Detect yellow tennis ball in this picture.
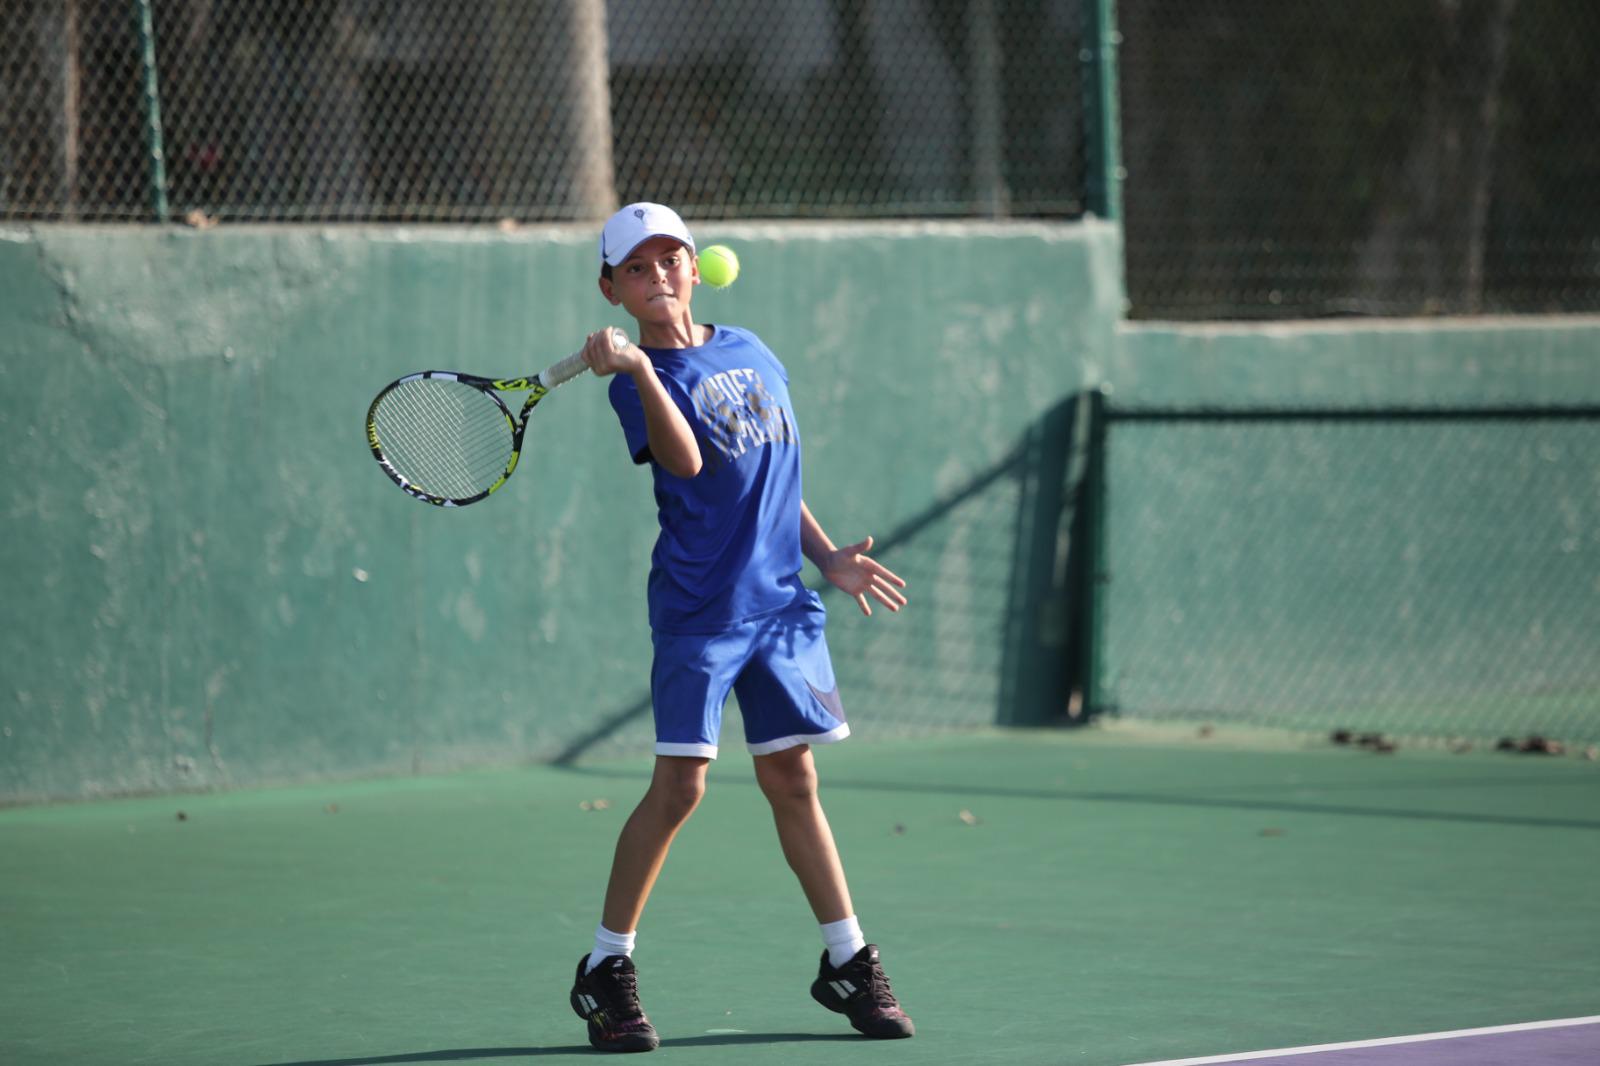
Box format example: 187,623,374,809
698,245,740,289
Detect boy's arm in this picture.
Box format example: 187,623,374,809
582,330,702,479
800,500,908,617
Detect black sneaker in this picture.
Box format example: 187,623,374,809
810,944,915,1039
570,954,660,1053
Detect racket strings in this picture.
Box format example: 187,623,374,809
371,379,515,500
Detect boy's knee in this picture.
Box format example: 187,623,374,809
648,761,707,822
756,750,818,803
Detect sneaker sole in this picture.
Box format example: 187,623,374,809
572,993,660,1052
810,983,914,1039
586,1027,660,1053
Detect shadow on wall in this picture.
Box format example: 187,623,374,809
552,394,1099,765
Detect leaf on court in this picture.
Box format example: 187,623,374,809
1356,732,1397,753
958,809,981,826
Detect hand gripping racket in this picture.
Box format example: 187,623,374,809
366,327,627,507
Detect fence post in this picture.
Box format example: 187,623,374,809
1076,386,1111,718
567,0,616,218
969,0,1009,218
1082,0,1122,222
131,0,169,222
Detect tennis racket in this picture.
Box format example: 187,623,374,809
366,327,627,507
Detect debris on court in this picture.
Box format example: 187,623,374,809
1498,735,1567,755
1331,729,1397,753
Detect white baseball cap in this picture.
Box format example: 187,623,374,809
599,202,696,269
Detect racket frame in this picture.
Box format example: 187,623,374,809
366,329,621,507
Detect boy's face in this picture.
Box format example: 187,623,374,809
600,236,700,323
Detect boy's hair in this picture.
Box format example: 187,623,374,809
601,263,613,281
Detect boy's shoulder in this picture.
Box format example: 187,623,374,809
607,325,783,407
638,324,776,368
712,324,784,374
689,322,765,356
714,322,759,345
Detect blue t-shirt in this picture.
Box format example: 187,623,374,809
608,325,810,634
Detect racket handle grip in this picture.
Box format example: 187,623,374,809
540,327,629,388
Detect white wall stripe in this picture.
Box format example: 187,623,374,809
1117,1015,1600,1066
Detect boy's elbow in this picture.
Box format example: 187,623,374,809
662,444,702,479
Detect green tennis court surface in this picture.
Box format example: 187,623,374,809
4,727,1597,1066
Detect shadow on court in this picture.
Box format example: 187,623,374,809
247,1050,587,1066
248,1032,858,1066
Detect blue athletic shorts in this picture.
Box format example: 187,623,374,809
650,593,848,759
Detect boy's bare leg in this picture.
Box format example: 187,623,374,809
753,745,853,923
574,757,704,1053
758,745,915,1039
600,755,710,932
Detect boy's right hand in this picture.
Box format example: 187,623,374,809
581,328,645,378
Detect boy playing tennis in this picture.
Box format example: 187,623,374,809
569,203,914,1052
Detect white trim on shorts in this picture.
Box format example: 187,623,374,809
746,722,851,757
655,741,720,759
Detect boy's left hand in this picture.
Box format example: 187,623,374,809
821,536,908,617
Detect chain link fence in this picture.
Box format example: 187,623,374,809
2,0,1088,223
1088,406,1600,747
1119,0,1600,319
7,3,1598,318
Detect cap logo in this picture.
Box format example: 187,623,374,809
634,208,646,220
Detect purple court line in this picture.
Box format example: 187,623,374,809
1120,1015,1600,1066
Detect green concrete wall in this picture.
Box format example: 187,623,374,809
0,221,1121,802
8,219,1595,802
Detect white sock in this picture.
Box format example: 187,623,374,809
586,924,636,974
820,915,866,969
